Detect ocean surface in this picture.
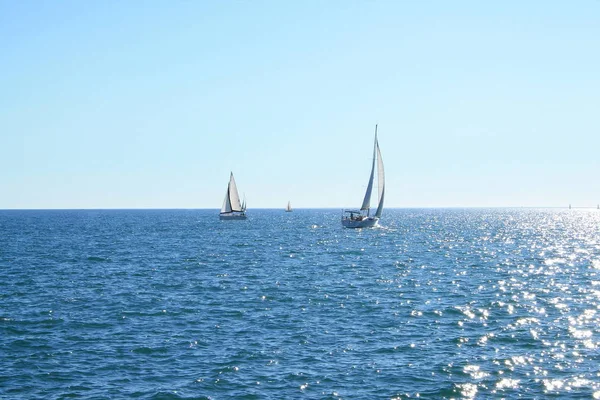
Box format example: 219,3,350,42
1,208,600,399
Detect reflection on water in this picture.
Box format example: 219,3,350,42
0,208,599,398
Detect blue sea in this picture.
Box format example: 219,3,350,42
1,208,600,399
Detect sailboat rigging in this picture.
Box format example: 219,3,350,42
219,172,247,220
342,124,385,228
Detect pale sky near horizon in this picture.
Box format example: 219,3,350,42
1,1,599,209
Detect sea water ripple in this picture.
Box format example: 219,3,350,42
1,208,600,398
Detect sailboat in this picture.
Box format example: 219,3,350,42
219,172,247,220
342,124,385,228
285,201,293,212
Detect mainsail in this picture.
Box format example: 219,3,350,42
221,172,243,213
360,125,382,215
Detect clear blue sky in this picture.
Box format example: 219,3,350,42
2,1,599,209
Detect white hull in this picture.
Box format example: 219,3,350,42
219,212,247,220
341,216,379,228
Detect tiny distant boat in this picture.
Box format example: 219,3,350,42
285,201,293,212
220,172,247,220
342,125,385,228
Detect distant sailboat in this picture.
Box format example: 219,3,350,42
342,125,385,228
220,172,247,220
285,201,293,212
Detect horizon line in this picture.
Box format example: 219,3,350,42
2,206,598,211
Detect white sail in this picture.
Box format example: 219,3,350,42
286,201,292,212
360,125,378,211
342,124,385,228
374,139,385,218
221,172,243,212
219,172,247,220
221,191,232,213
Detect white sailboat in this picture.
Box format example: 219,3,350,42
219,172,247,220
342,125,385,228
285,201,292,212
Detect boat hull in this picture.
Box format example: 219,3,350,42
342,216,379,228
219,212,247,220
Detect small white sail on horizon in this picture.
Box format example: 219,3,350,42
285,201,293,212
220,172,247,220
342,125,385,228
